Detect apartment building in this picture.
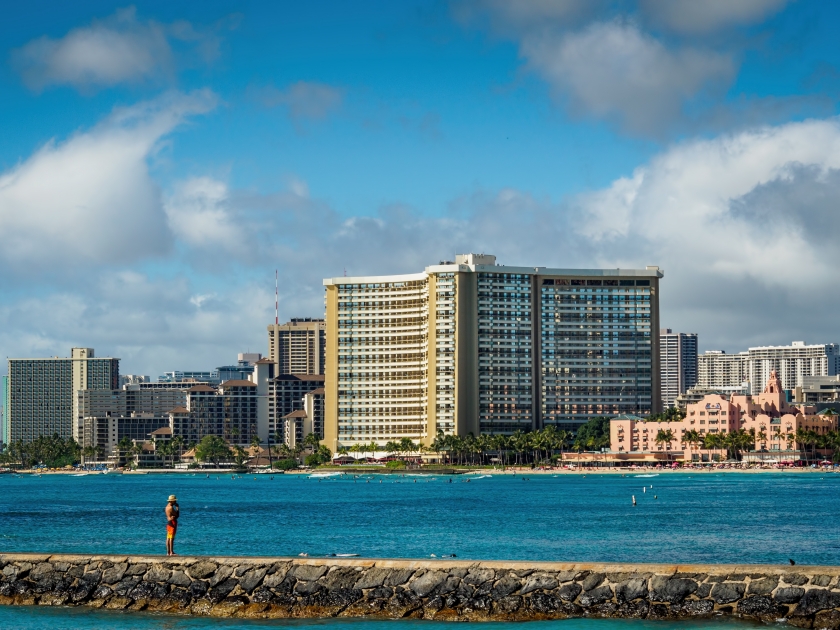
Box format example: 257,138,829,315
82,413,170,453
323,254,662,449
698,342,840,395
78,385,189,430
6,348,119,443
268,374,325,445
268,318,326,375
659,329,698,409
697,351,750,391
168,360,273,447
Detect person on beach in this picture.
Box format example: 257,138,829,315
165,494,180,556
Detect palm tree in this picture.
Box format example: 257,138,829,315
655,429,675,462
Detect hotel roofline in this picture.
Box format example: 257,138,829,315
324,264,663,286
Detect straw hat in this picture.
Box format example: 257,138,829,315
168,495,177,502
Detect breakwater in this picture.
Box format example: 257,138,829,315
2,554,840,627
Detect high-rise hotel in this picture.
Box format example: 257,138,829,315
323,254,662,449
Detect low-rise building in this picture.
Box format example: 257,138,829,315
610,371,838,461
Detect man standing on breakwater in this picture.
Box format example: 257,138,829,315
165,495,180,556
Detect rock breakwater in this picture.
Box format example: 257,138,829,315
3,554,840,627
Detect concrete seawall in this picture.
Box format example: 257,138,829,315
3,554,840,627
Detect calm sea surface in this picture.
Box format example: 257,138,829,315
0,471,835,628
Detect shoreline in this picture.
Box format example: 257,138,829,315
3,465,836,475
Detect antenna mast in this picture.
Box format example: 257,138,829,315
275,269,279,325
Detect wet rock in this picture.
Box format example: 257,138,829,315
615,578,648,603
294,580,322,596
92,585,112,600
251,588,276,604
81,570,101,584
794,588,840,615
239,568,267,594
436,576,459,595
557,583,582,602
410,570,448,598
747,576,778,595
650,576,697,604
207,578,239,604
162,588,192,610
614,600,650,619
774,586,805,604
128,581,155,601
112,577,141,596
580,573,605,591
490,576,521,600
208,566,233,587
289,565,328,582
676,599,714,616
737,595,781,617
307,587,363,614
710,582,745,604
814,609,840,630
187,561,218,580
456,582,475,598
497,595,522,613
105,596,133,610
188,580,208,598
520,573,558,595
70,581,95,603
528,592,574,615
385,589,423,618
368,586,393,600
579,585,613,606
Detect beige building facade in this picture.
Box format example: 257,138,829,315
268,318,326,375
324,254,662,450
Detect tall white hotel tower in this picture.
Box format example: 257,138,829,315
323,254,662,449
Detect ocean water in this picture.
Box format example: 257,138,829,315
0,605,765,629
1,471,839,564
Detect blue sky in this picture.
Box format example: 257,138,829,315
2,0,840,376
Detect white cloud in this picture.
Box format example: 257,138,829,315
522,21,734,134
258,81,344,121
164,177,248,254
573,117,840,347
640,0,791,34
10,6,224,91
0,90,216,278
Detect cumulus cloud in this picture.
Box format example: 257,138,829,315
164,177,249,255
0,90,216,279
10,6,223,91
454,1,795,136
574,117,840,347
523,21,734,134
257,81,344,121
640,0,791,34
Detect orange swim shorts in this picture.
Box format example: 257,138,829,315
167,520,177,539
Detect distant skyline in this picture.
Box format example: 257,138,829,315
3,0,840,376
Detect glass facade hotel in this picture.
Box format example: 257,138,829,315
323,254,662,449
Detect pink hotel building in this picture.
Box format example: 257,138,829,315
610,371,837,459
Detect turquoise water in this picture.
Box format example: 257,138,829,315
1,472,839,564
0,605,764,629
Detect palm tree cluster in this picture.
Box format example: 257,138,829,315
428,426,577,466
0,435,81,468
